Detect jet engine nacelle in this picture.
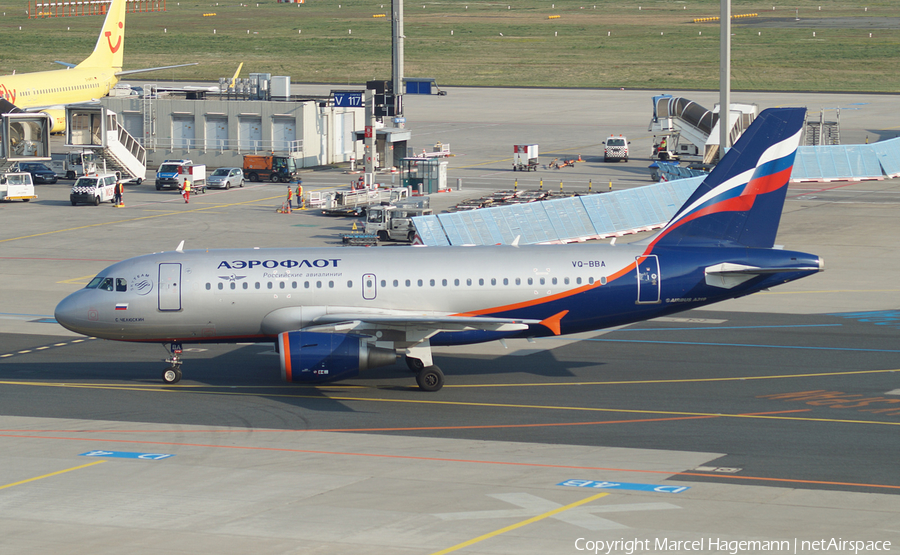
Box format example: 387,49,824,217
277,331,397,384
38,108,66,134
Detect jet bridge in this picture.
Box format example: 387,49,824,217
0,113,52,173
65,104,147,184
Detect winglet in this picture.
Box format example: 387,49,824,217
539,310,569,336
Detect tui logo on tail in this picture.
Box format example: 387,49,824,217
106,21,123,54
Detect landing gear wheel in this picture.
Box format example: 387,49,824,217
162,367,182,384
415,365,444,392
406,356,425,372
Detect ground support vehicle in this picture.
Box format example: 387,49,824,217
319,187,410,217
49,150,98,180
243,155,298,183
366,205,434,242
155,160,206,193
0,173,37,202
69,174,117,206
512,144,539,171
603,135,630,162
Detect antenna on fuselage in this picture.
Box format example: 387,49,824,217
176,240,185,253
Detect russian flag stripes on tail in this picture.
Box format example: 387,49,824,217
647,108,806,251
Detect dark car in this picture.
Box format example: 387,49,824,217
17,163,58,184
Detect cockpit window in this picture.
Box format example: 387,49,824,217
98,278,114,291
86,276,105,289
116,278,127,292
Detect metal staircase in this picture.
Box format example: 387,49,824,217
96,112,147,183
66,106,147,183
805,108,841,146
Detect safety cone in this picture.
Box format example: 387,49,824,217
577,154,583,162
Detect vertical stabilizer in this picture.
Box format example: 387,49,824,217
76,0,128,71
647,107,806,250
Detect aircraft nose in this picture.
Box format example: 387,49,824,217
54,291,87,334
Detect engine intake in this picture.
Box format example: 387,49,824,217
277,331,397,384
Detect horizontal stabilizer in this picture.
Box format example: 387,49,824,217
705,262,822,289
53,61,77,68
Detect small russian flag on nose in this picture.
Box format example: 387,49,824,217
115,303,128,311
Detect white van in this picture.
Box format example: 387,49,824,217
70,174,118,206
602,135,630,162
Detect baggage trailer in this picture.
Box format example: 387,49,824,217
513,145,538,172
512,144,539,171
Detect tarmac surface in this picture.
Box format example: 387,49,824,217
1,87,899,554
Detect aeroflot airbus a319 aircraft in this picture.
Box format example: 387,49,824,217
55,108,822,391
0,0,193,132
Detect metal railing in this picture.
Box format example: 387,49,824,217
146,137,303,156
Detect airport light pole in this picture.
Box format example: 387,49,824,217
392,0,404,117
719,0,731,159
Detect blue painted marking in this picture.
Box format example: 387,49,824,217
828,311,900,330
80,450,175,460
614,324,841,332
583,338,900,354
558,479,689,494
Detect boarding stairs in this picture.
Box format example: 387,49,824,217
805,108,841,146
649,94,758,164
67,107,147,183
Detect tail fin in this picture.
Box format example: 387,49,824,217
647,107,806,250
76,0,128,71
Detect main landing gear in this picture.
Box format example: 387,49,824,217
162,342,183,384
406,356,444,392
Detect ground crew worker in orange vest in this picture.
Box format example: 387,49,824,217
114,180,124,206
296,180,303,209
182,179,191,203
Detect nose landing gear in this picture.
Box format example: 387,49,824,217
162,343,184,384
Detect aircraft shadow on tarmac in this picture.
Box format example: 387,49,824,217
0,337,596,397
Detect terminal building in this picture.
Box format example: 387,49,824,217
99,78,390,170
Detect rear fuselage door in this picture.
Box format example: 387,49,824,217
158,263,182,311
636,255,661,304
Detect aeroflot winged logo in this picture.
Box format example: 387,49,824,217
131,273,153,296
106,21,123,54
217,258,341,270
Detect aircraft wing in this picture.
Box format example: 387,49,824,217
260,306,538,336
115,63,198,77
310,313,538,333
